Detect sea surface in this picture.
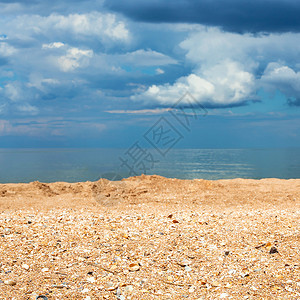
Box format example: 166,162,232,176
0,148,299,183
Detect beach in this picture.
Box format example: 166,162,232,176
0,175,299,299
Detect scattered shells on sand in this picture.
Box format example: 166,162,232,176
4,280,16,286
0,176,299,299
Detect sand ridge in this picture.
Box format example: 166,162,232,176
0,175,299,210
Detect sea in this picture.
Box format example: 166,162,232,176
0,148,299,183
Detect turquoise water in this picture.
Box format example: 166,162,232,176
0,148,299,183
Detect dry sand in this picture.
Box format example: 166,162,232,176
0,175,299,299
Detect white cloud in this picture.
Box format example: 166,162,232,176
132,74,213,104
0,42,17,56
106,108,171,114
58,47,93,72
132,27,300,107
156,68,164,74
118,49,177,66
1,82,40,115
261,62,300,100
132,61,255,106
4,83,21,101
0,103,6,114
0,120,10,135
27,74,60,91
180,27,300,71
9,12,130,43
17,103,39,114
42,42,65,49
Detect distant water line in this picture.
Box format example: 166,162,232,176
0,148,299,183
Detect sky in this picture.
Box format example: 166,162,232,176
0,0,299,148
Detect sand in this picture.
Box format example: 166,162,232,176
0,175,299,299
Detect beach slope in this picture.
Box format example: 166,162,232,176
0,175,299,299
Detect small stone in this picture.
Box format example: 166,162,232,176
172,219,179,223
185,266,192,272
224,251,230,256
212,281,221,287
87,276,96,283
36,296,48,300
125,285,133,292
22,264,30,270
269,246,279,254
129,263,140,271
4,280,17,286
178,259,190,267
41,267,49,272
220,293,229,298
106,282,118,291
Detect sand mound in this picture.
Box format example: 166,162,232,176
0,175,299,210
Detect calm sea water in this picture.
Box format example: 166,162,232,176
0,148,299,183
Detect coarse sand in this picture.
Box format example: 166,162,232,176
0,175,299,299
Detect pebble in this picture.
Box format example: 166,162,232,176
212,281,221,287
269,246,279,254
220,292,229,298
41,267,49,272
185,266,192,272
125,285,134,292
22,264,30,270
178,259,190,267
87,276,96,283
4,280,17,286
106,282,118,291
129,263,140,271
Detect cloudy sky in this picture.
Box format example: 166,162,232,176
0,0,299,148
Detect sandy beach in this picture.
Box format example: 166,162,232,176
0,175,299,299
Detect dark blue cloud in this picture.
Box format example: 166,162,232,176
105,0,300,33
287,98,300,106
